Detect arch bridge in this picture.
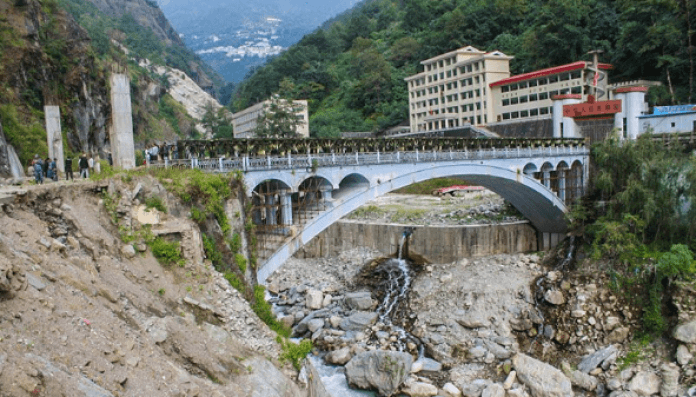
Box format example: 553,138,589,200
156,137,590,283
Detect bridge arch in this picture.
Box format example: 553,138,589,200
257,163,569,282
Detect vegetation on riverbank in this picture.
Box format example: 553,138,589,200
571,134,696,336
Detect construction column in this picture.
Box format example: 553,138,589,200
44,106,65,173
109,74,136,169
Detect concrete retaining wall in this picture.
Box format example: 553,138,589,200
296,220,538,263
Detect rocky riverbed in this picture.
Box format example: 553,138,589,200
345,192,524,226
269,241,696,397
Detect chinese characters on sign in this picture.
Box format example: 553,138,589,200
563,100,622,118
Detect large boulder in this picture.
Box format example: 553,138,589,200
345,291,374,310
577,345,617,374
674,320,696,344
306,289,324,310
512,353,573,397
627,371,661,396
340,312,378,332
345,351,413,396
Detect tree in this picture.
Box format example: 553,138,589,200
202,103,234,139
253,96,305,138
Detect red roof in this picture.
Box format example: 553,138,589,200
490,61,613,88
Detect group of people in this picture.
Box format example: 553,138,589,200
31,153,100,184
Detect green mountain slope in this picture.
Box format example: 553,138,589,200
0,0,218,172
232,0,695,137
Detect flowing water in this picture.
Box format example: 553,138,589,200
312,230,423,396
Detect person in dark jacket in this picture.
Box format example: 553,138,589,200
79,153,89,179
65,157,73,181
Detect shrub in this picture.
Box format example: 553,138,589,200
145,196,167,213
252,285,290,337
278,337,313,370
149,237,183,266
224,271,246,294
235,253,247,274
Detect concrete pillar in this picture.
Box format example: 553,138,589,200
552,95,582,138
252,195,263,225
542,171,551,189
109,74,136,169
44,106,65,173
265,194,277,226
613,87,648,139
558,168,566,203
279,190,293,226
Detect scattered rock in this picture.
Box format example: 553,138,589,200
306,289,324,310
121,244,136,259
578,345,617,374
345,291,374,311
339,312,378,332
660,363,679,397
674,320,696,344
544,290,565,305
402,379,438,397
677,345,692,365
345,351,413,396
326,347,352,365
512,353,573,397
628,371,661,396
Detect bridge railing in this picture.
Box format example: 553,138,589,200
148,144,588,172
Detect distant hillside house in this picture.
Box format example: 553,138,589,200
232,99,309,138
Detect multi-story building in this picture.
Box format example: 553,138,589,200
404,46,513,133
232,98,309,138
489,61,613,124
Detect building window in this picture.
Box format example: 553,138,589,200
571,86,582,94
520,110,529,118
510,97,519,105
529,93,538,101
519,81,528,89
671,122,676,128
503,113,511,120
510,84,518,91
475,76,480,84
511,111,519,119
538,78,548,86
530,108,539,116
540,107,549,115
502,99,510,106
519,95,528,103
549,75,559,83
447,70,452,78
453,82,458,88
529,80,538,87
560,73,570,81
539,92,549,100
550,90,559,97
570,71,581,79
560,88,570,95
467,65,472,73
502,85,510,93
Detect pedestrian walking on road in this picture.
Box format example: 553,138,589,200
79,153,89,179
32,154,44,184
65,157,74,181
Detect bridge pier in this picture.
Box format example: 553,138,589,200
265,195,278,226
280,190,293,226
539,231,564,251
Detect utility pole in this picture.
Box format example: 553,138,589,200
587,50,604,100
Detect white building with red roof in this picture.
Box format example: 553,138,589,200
489,61,613,124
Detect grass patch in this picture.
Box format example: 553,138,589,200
394,177,472,195
235,253,247,274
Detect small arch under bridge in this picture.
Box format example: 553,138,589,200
156,138,590,283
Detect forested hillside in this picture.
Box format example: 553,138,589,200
232,0,696,137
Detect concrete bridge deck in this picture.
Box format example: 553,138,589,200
151,137,590,283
